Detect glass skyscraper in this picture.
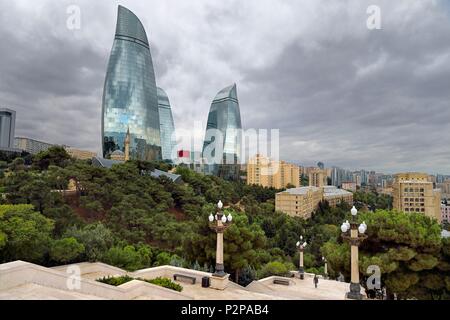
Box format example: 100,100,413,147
202,84,242,180
0,108,16,149
102,5,161,160
157,87,177,162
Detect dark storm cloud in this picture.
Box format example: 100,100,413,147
0,0,449,173
0,1,108,150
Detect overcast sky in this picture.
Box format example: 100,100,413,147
0,0,449,174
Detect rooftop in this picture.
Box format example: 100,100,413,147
92,156,123,169
0,107,16,114
150,169,182,183
115,5,149,46
278,186,353,199
91,158,182,183
213,84,237,102
111,150,124,156
281,186,321,195
323,186,353,197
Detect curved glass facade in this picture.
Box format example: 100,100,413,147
0,108,16,149
102,5,161,160
157,87,177,162
202,84,242,180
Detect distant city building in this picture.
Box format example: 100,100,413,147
368,171,378,187
65,147,97,160
393,173,442,222
342,181,357,192
0,108,16,149
309,168,327,188
247,154,300,189
360,170,368,185
437,180,450,199
110,150,125,161
427,175,437,184
379,187,394,197
322,186,354,207
186,151,207,174
275,185,353,218
157,87,176,162
202,84,242,181
353,173,362,187
102,5,161,161
436,174,447,184
325,168,332,180
14,137,54,155
331,167,353,187
441,201,450,224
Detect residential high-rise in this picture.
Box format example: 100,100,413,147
157,87,176,162
393,172,442,222
202,84,242,180
309,168,327,188
0,108,16,149
342,181,357,192
247,154,300,189
64,147,97,160
102,5,161,161
331,167,352,187
437,179,450,199
441,201,450,224
14,137,54,154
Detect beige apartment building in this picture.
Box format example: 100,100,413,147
437,180,450,199
341,182,357,192
309,168,327,188
247,155,300,189
65,147,97,160
323,186,354,207
275,187,323,218
393,173,442,222
275,186,353,218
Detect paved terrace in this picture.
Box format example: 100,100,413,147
0,261,361,300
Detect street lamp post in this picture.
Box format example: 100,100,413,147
296,236,307,280
322,256,328,279
208,200,233,278
341,206,368,300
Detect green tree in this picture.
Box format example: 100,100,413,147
33,146,71,170
49,237,85,263
0,204,54,263
322,209,448,299
154,251,172,266
183,211,267,284
102,244,152,271
63,223,115,262
257,261,295,279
